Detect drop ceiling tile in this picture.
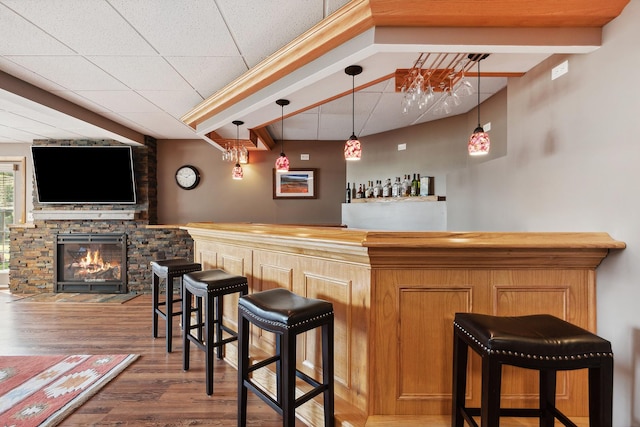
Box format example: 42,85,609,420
0,57,68,91
109,0,238,56
74,90,162,114
317,113,352,141
364,92,432,135
137,90,204,118
2,0,155,55
5,56,129,90
271,112,319,141
87,56,192,91
0,4,75,55
51,90,115,113
166,56,248,98
217,0,325,67
101,111,154,135
115,111,199,139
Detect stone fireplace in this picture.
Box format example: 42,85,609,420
9,138,194,295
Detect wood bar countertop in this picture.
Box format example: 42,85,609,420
182,222,625,427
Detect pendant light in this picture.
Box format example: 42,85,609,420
468,54,490,156
274,99,290,172
344,65,363,161
232,120,244,180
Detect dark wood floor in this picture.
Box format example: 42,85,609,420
0,290,306,427
0,289,590,427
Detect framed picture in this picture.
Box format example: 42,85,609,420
273,168,317,199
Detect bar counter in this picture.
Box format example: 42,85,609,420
181,222,625,426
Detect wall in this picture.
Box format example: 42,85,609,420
446,1,639,424
345,87,508,198
157,138,345,225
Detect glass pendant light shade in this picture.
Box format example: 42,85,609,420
344,65,363,160
468,126,490,155
468,54,490,156
232,120,244,179
344,134,361,160
232,163,244,179
275,153,290,171
274,99,290,172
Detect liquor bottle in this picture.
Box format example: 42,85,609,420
356,184,363,199
351,182,356,200
373,180,382,198
410,173,418,196
366,181,374,198
382,178,391,197
416,174,421,196
392,177,400,197
346,182,351,203
402,175,410,197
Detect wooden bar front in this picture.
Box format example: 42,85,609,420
182,223,625,426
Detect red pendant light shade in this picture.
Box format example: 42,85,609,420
275,99,290,172
468,54,490,156
344,65,363,161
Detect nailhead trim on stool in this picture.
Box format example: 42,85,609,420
151,258,201,353
452,313,614,427
182,269,248,396
237,288,335,427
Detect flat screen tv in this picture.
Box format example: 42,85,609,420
31,145,137,204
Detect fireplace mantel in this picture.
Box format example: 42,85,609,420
32,209,136,220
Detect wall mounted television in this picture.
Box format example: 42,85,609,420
31,145,137,204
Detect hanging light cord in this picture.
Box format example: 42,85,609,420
351,73,356,137
477,58,481,126
281,104,285,153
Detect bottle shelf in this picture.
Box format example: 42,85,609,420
349,195,444,204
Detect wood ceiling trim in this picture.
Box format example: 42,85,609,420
249,127,274,151
368,0,630,27
181,0,374,129
181,0,628,133
205,131,258,150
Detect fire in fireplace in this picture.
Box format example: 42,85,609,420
55,233,127,293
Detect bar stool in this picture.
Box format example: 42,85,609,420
237,288,334,427
151,258,201,352
182,269,248,396
452,313,613,427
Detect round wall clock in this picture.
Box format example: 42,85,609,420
175,165,200,190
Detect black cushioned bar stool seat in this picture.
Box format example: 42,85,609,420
182,269,248,395
151,258,201,352
238,288,334,427
452,313,613,427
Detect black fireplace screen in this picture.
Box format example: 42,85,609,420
55,233,127,293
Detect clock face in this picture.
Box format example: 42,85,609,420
175,165,200,190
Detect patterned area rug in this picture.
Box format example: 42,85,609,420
0,354,139,426
14,293,140,303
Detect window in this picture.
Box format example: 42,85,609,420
0,157,26,273
0,164,14,270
